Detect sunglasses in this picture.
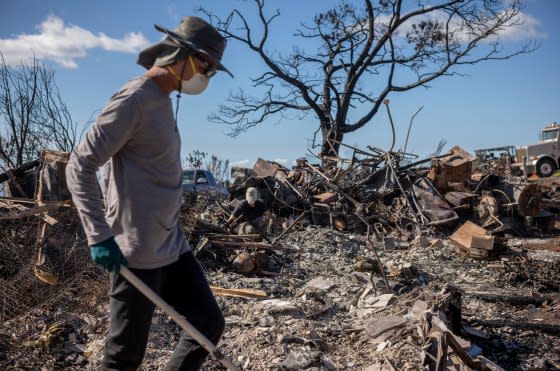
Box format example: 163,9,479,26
194,55,218,78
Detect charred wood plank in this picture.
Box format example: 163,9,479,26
0,160,40,183
479,320,560,335
465,291,554,306
0,201,70,221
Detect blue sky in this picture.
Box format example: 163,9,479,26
1,0,559,169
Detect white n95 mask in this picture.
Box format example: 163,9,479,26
180,73,209,95
167,55,210,95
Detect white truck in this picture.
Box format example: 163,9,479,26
514,122,560,177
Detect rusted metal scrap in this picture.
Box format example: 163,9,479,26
517,182,560,217
427,146,476,193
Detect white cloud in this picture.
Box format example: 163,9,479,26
273,158,289,166
0,15,150,68
497,12,546,40
231,159,253,168
372,9,544,46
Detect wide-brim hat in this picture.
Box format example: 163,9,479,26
137,16,233,77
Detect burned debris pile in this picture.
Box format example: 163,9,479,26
1,144,560,370
197,144,559,251
0,151,101,323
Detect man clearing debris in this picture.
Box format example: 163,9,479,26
288,156,310,186
66,16,232,370
227,187,274,235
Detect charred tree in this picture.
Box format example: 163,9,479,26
0,54,79,171
202,0,537,163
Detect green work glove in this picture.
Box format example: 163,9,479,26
90,237,128,273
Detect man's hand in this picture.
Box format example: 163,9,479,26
90,237,128,272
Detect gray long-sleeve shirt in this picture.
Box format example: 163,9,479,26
66,77,189,269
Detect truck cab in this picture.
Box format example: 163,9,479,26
515,122,559,177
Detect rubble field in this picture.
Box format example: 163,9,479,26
1,147,560,370
1,227,560,370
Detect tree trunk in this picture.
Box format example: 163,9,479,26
320,124,343,168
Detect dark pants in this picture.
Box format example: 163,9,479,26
102,251,225,371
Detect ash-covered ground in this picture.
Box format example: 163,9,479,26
1,227,559,370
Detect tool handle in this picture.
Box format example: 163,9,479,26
119,266,240,371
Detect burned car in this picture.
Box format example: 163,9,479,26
182,169,228,199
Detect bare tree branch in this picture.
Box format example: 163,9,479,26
0,53,80,169
200,0,537,162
